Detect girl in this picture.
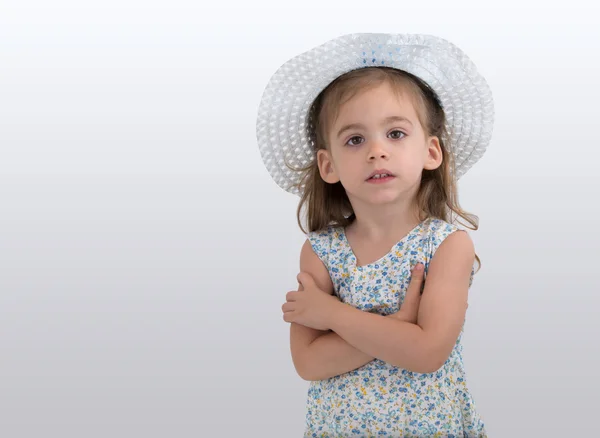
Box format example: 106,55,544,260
256,33,494,437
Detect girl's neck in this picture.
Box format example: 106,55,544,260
346,203,424,242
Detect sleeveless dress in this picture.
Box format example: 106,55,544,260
304,217,486,437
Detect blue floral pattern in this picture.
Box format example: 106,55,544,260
304,217,486,437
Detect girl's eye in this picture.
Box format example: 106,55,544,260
346,136,363,146
389,130,406,140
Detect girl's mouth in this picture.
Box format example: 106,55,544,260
367,175,395,184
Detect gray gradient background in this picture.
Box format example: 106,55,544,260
2,1,599,437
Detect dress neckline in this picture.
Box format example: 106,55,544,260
339,218,429,269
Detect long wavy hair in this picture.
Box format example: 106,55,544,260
285,67,481,272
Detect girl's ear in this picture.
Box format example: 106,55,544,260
423,136,443,171
317,149,340,184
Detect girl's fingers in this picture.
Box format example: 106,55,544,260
282,302,294,313
286,291,298,302
405,263,425,304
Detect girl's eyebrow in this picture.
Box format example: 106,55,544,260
336,115,413,139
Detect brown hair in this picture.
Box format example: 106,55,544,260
285,67,481,272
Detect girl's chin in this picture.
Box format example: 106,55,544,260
352,192,403,205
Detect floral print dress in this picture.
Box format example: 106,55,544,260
304,217,486,437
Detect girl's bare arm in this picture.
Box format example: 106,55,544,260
289,239,375,381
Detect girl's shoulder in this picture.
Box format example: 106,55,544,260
422,217,476,285
425,217,468,241
420,217,473,255
305,225,343,270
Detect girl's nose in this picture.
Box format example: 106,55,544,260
368,141,389,160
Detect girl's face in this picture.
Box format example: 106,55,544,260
317,81,442,206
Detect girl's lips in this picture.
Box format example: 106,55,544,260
367,175,395,184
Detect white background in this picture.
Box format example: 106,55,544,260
1,1,599,436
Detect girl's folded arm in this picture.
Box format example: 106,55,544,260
290,239,375,381
416,230,473,370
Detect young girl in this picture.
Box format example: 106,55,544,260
256,33,494,437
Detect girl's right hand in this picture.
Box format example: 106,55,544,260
388,263,425,324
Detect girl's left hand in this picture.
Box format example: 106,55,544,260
282,272,342,331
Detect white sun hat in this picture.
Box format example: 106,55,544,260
256,33,495,196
